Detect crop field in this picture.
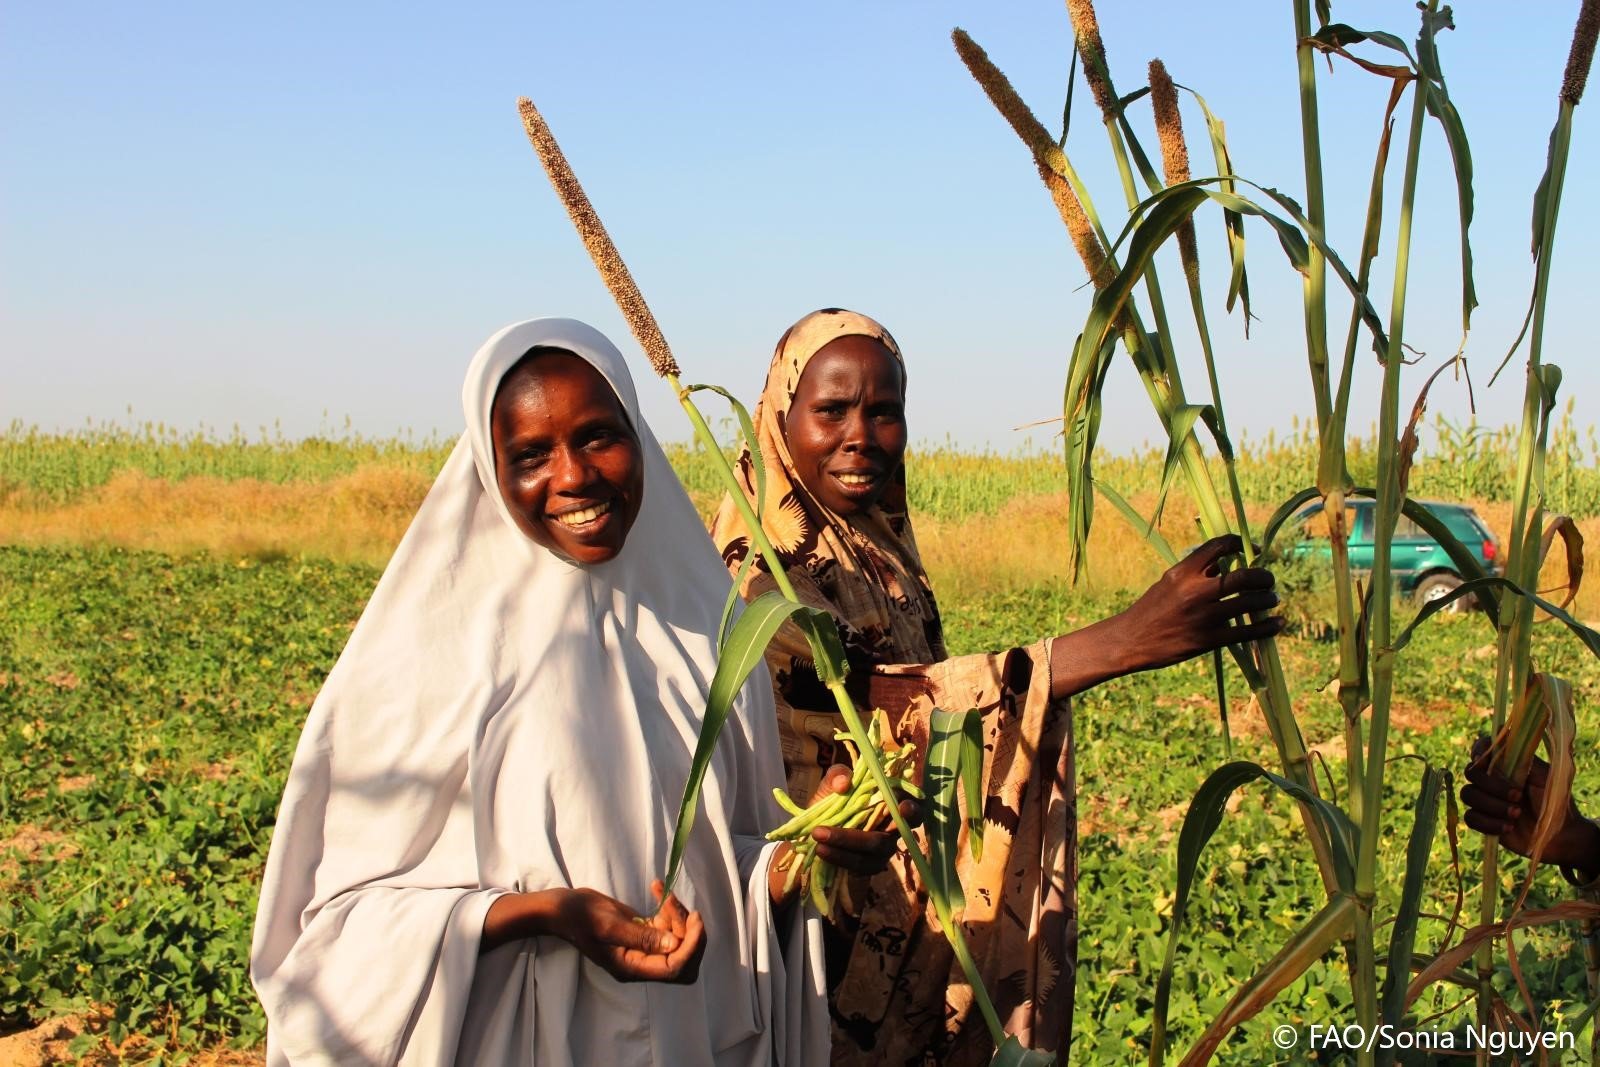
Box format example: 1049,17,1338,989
4,428,1600,1063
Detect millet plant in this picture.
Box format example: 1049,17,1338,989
953,0,1600,1063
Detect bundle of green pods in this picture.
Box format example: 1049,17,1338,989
766,712,923,917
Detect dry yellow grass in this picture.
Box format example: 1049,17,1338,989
919,489,1276,603
1468,500,1600,623
6,474,1598,621
0,467,432,567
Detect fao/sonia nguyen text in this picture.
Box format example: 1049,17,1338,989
1305,1024,1574,1056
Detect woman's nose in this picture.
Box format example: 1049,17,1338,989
549,446,596,491
840,409,873,451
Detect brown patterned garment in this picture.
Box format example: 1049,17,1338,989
708,309,1077,1064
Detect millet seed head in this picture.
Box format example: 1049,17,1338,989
1064,0,1118,121
951,29,1112,290
952,30,1056,153
1562,0,1599,106
1149,59,1199,284
517,97,681,379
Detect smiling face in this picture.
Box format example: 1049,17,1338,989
785,335,907,517
490,349,644,564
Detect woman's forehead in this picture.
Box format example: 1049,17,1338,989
795,338,904,394
493,350,629,427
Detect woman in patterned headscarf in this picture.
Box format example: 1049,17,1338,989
710,308,1284,1064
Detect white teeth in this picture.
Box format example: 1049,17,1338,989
555,502,611,527
837,473,874,486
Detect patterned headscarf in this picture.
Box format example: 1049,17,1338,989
710,308,946,670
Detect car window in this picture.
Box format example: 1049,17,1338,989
1394,514,1428,539
1298,505,1362,541
1438,509,1490,543
1350,504,1370,541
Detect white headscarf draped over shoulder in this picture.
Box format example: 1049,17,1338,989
251,319,826,1067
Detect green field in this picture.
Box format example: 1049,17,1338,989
4,542,1598,1062
5,424,1600,1062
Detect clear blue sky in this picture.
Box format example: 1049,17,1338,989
3,2,1595,455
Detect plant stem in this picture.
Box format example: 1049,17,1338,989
1479,96,1575,1034
1325,97,1400,835
1354,52,1431,1065
1294,0,1333,434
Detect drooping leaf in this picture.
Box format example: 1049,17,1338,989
1152,404,1218,527
1063,331,1115,582
1405,901,1600,1007
663,592,836,895
1305,14,1477,332
1258,486,1502,624
1093,479,1180,565
1391,576,1600,659
1257,486,1323,556
1420,80,1476,334
1178,896,1359,1066
1150,761,1357,1063
1084,177,1389,373
1182,85,1252,329
1399,358,1473,501
682,383,766,519
794,610,850,688
1538,514,1585,612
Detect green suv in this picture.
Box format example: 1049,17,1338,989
1286,498,1502,608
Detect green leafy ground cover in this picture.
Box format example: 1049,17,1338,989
3,546,1597,1061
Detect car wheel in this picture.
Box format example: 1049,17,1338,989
1415,572,1467,612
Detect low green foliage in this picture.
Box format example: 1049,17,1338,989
5,546,1595,1060
0,547,370,1051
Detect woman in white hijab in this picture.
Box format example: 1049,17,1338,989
251,318,871,1066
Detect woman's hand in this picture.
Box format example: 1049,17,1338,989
1049,534,1285,699
768,764,922,906
1462,737,1600,881
553,883,705,983
482,882,706,983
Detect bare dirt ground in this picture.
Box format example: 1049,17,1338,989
0,1015,264,1067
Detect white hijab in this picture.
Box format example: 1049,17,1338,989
251,318,827,1067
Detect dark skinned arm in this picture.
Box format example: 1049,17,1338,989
1048,534,1286,701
